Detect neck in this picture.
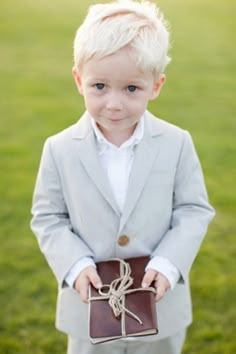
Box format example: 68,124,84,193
97,124,137,147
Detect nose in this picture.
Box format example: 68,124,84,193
105,92,123,111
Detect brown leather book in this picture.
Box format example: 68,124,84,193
88,256,158,344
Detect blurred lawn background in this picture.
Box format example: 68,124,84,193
0,0,235,353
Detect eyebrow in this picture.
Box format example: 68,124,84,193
84,77,106,84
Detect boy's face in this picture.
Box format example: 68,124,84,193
73,47,165,142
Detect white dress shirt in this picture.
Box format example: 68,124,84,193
65,116,180,290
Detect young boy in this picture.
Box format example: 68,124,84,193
31,1,215,353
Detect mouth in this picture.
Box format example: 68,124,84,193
107,117,124,122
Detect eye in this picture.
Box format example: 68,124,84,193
95,83,105,90
127,85,137,92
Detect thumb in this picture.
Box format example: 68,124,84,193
141,269,157,288
88,268,102,289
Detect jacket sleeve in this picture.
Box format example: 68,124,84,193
151,131,215,283
30,139,94,286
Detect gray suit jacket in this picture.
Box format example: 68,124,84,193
31,110,214,340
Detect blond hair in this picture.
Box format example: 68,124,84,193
73,0,171,79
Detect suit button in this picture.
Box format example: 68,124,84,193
118,235,130,246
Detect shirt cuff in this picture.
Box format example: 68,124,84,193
65,256,96,288
145,256,180,290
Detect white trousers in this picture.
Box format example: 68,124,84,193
67,329,186,354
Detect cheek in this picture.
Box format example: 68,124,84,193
84,94,101,111
128,96,149,113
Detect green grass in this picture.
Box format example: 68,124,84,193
0,0,235,352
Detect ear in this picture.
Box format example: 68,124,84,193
72,66,84,95
150,74,166,100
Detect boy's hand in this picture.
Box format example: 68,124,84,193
142,269,170,302
74,266,102,303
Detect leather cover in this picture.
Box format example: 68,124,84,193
88,256,158,344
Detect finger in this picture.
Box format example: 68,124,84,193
155,283,166,302
78,276,90,303
142,269,158,288
155,274,170,302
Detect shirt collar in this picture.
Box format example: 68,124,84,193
91,116,144,154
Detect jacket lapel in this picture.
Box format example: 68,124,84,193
72,112,121,216
119,112,163,233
